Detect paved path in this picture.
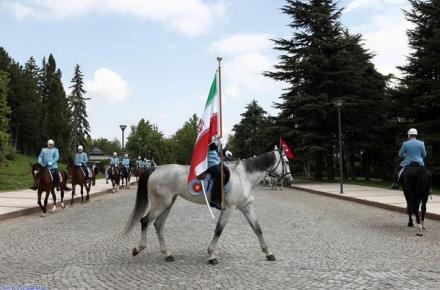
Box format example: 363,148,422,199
1,186,440,289
290,181,440,220
0,178,133,220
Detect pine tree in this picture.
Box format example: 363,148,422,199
398,0,440,183
68,64,90,152
232,100,270,158
40,54,71,160
265,0,386,179
0,71,11,163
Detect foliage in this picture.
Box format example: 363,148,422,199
0,71,10,163
89,138,121,155
169,114,199,165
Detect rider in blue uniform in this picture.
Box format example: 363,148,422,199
38,139,60,190
136,156,142,169
74,145,89,179
206,140,230,210
391,128,427,189
122,153,130,175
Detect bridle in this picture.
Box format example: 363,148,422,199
266,149,292,180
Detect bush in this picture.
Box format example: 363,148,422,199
5,152,15,161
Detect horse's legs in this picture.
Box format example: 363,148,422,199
413,199,423,236
207,208,233,264
42,190,50,217
154,196,177,261
80,184,84,203
50,188,57,213
71,184,76,206
421,195,428,230
239,203,275,261
86,181,90,201
60,182,65,209
37,189,45,214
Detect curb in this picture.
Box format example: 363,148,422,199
290,185,440,221
0,181,137,222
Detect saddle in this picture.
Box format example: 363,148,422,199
189,174,232,196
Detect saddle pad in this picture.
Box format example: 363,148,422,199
189,174,232,196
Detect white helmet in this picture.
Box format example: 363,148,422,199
47,139,54,146
125,153,128,157
78,145,83,151
225,150,232,157
138,156,141,159
113,152,117,156
408,128,418,135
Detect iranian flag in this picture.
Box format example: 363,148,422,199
187,74,220,183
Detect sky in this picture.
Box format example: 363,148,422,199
0,0,411,145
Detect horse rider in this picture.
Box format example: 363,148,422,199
205,140,230,210
37,139,61,190
122,153,131,175
144,157,150,169
136,156,142,169
110,152,120,171
74,145,89,179
391,128,427,189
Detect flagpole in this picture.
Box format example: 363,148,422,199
217,57,225,210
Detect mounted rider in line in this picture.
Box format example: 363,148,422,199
143,158,151,169
122,153,131,175
110,152,120,172
136,156,143,169
38,139,61,191
74,145,89,180
391,128,427,189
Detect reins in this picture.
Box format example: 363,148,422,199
266,149,291,179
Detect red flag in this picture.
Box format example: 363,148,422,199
280,138,295,159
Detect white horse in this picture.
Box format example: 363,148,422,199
124,147,293,264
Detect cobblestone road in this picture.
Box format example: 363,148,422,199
1,186,440,289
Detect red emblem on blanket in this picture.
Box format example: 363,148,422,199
192,182,202,193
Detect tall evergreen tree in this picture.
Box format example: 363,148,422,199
68,64,90,152
265,0,386,179
398,0,440,183
232,100,270,158
40,54,71,159
0,71,11,163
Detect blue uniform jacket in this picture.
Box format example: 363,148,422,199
399,139,427,167
110,157,120,166
122,158,130,168
74,152,88,165
207,149,220,168
38,147,59,169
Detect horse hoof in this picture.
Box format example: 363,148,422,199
165,255,175,262
208,258,218,265
51,205,57,213
61,202,65,209
132,248,139,256
266,254,276,261
408,222,414,227
416,232,423,236
41,213,46,217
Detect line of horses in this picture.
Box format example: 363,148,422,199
29,161,151,217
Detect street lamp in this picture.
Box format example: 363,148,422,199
333,98,344,194
71,96,80,153
120,125,127,151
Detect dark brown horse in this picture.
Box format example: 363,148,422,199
120,166,131,189
133,166,144,182
67,160,91,205
89,163,98,186
30,163,67,217
108,164,120,193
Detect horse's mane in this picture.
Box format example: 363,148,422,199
242,152,276,174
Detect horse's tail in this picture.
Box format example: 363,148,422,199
124,168,154,235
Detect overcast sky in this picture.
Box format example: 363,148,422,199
0,0,411,144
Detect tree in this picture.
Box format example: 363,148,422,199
397,0,440,184
125,119,169,164
265,0,386,180
90,138,121,155
0,71,11,163
68,64,90,152
40,54,72,160
170,114,199,164
232,100,271,158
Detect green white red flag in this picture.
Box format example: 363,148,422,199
188,74,220,183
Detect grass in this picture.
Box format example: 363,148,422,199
0,152,68,192
295,176,440,194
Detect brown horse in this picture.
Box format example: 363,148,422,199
30,163,67,217
133,166,144,182
67,160,91,205
108,164,120,193
120,166,131,189
89,163,98,186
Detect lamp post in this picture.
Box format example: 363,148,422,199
334,98,344,194
71,96,80,153
120,125,127,151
